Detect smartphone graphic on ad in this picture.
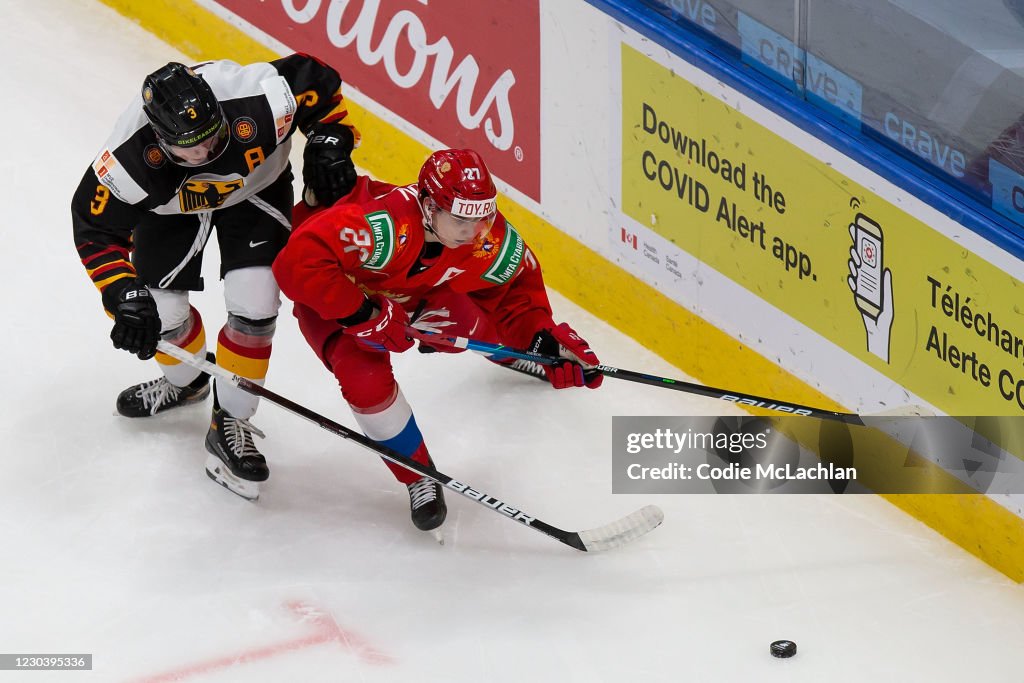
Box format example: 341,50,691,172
854,214,884,319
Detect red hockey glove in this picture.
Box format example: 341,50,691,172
528,322,603,389
341,294,414,353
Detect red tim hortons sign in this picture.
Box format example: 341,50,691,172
217,0,541,201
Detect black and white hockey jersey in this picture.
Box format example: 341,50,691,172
71,53,358,297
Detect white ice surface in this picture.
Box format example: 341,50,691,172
1,2,1022,681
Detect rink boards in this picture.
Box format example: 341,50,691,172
96,0,1024,581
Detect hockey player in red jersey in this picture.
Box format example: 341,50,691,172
72,55,361,500
273,149,602,532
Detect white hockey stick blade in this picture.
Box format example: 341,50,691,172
576,504,665,552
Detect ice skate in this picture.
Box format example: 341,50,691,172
204,387,269,501
116,353,214,417
407,470,447,532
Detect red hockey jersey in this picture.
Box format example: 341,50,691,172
273,176,556,347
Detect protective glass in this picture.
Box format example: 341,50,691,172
157,116,230,167
425,197,497,248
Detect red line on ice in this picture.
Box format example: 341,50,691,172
131,601,392,682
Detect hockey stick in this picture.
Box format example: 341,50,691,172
156,341,663,552
406,328,867,425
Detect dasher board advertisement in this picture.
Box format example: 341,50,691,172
615,42,1024,417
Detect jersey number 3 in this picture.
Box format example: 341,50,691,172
90,185,110,215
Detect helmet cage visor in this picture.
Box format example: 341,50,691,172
425,196,497,247
156,114,229,167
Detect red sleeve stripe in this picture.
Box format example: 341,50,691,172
77,242,130,262
82,250,130,270
94,271,135,292
87,259,133,279
317,92,350,124
318,109,350,125
89,264,135,285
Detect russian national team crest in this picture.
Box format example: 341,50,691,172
473,232,499,258
232,117,258,143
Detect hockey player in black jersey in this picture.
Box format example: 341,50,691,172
71,54,361,500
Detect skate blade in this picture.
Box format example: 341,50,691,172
430,528,445,545
204,453,261,502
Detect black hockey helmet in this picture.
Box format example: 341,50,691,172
141,62,228,166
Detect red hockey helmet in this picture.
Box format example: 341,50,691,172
418,149,498,247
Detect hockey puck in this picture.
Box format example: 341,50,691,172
770,640,797,658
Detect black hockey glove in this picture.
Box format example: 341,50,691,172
101,278,161,360
302,122,357,207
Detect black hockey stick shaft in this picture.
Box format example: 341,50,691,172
406,328,864,425
156,341,661,551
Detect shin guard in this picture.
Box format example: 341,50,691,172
216,314,275,419
351,388,431,485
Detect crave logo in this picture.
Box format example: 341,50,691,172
215,0,541,200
